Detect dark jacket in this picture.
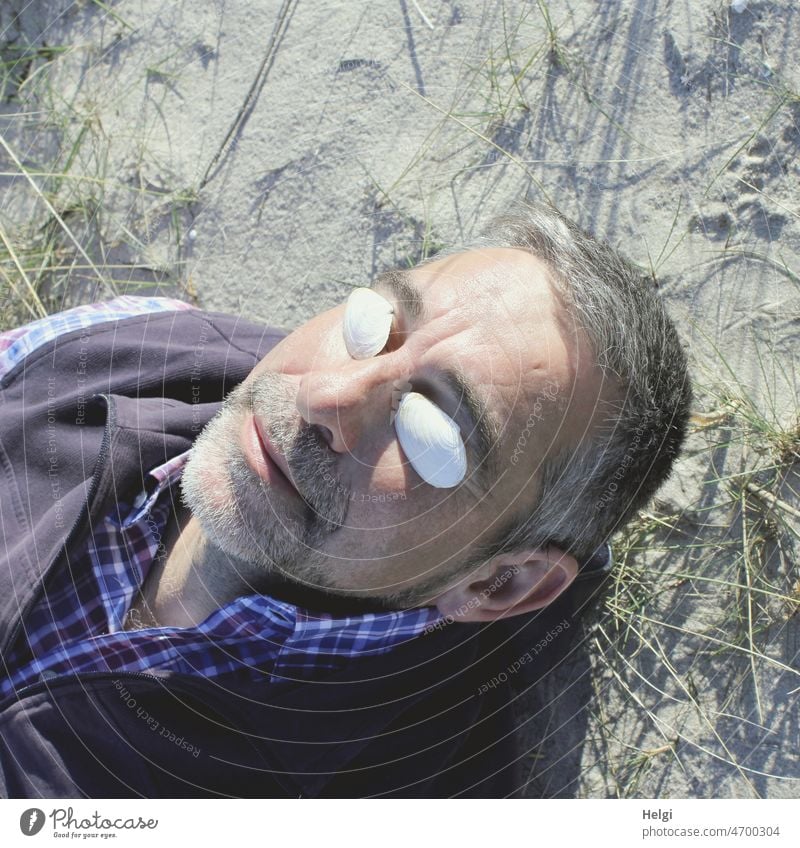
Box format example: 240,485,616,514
0,307,607,798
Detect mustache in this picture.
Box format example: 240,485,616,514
286,422,343,498
243,374,351,531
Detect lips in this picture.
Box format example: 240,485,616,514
249,414,300,498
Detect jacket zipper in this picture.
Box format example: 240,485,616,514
0,393,115,658
0,669,165,713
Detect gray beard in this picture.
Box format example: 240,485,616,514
179,371,352,591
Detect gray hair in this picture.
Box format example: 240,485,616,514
435,201,693,569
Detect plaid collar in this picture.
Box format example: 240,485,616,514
1,450,444,699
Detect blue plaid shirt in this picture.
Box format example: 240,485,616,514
0,298,444,699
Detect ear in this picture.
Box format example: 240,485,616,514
430,545,579,623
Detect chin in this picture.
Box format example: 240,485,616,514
181,427,317,580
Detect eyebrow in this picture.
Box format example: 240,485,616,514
371,268,426,322
371,269,502,492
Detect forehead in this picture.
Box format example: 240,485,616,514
402,247,602,485
411,246,554,313
406,246,576,408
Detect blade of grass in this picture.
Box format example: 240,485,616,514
0,225,47,318
0,133,116,297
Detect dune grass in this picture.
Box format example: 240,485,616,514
0,12,202,329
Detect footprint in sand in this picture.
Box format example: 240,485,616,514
689,132,790,241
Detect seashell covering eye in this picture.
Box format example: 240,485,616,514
343,287,394,359
394,391,467,488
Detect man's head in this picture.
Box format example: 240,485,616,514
181,202,692,620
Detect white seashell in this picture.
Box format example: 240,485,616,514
731,0,748,12
394,391,467,488
342,287,394,359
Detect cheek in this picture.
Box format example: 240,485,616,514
343,482,466,545
347,497,412,533
350,439,410,495
324,499,447,582
320,491,485,591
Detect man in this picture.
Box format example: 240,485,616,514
0,202,691,797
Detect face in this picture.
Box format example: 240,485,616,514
181,247,601,606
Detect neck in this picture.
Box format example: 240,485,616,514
125,514,404,630
125,514,234,629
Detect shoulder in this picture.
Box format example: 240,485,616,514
0,296,197,382
0,297,286,392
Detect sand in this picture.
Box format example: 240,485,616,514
1,0,798,797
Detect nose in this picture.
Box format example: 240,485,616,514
296,356,405,454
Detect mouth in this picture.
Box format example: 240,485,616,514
243,413,301,499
